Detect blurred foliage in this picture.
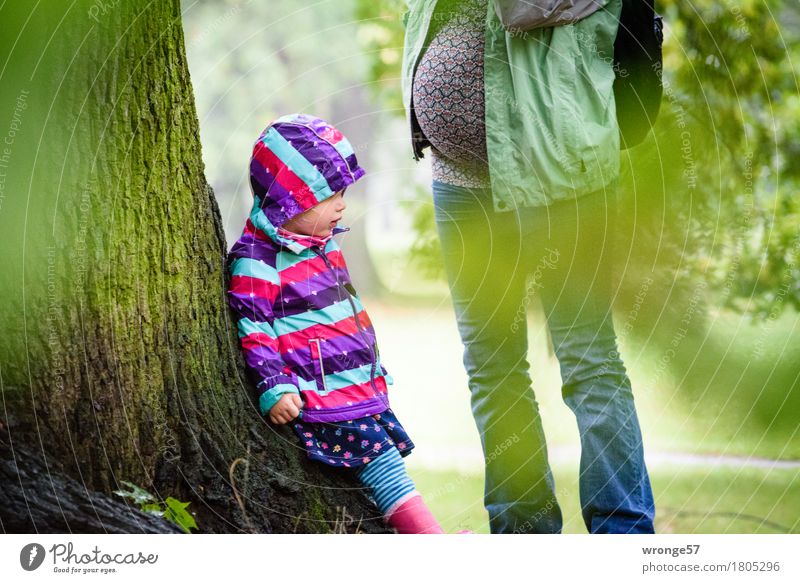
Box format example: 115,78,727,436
398,184,444,279
355,0,800,320
354,0,408,114
634,0,800,320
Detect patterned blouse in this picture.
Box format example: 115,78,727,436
411,0,490,189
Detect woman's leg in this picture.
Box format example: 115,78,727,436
432,180,563,534
527,184,656,534
355,446,443,533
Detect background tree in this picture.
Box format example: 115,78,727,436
0,0,388,534
181,0,385,296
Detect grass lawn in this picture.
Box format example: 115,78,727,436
364,291,800,463
409,465,800,534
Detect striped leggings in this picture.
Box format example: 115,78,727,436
355,446,419,517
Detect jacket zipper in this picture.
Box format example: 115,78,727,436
309,337,328,393
311,246,380,397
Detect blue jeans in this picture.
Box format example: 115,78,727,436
432,179,656,534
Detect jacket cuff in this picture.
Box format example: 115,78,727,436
257,375,301,416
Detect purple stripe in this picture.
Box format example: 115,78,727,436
250,156,276,193
279,262,349,287
277,274,350,299
241,350,285,383
273,123,358,194
228,292,272,322
319,339,373,374
276,286,342,318
250,157,304,223
254,372,301,397
300,395,389,423
281,336,373,375
275,265,349,296
229,236,278,264
276,282,361,317
302,114,338,136
344,154,362,176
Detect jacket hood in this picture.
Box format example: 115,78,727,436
248,113,365,252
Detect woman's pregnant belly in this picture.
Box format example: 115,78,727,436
411,1,488,167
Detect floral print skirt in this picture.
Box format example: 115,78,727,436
291,407,415,468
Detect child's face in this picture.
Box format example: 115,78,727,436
281,189,347,238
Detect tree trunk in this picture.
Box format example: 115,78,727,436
0,0,388,534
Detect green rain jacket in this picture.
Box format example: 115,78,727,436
401,0,622,212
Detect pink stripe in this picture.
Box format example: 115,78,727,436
230,275,280,302
319,126,343,145
278,311,371,351
302,375,388,409
279,249,346,284
241,333,279,352
253,141,318,210
243,218,271,241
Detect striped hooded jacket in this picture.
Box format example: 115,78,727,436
227,113,394,423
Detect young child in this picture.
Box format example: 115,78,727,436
226,113,445,534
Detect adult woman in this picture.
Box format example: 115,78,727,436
401,0,656,534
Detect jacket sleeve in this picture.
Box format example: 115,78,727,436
227,256,300,417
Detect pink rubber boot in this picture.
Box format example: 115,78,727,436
385,494,445,534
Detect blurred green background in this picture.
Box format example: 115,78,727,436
181,0,800,533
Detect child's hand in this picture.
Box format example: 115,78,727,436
269,393,303,424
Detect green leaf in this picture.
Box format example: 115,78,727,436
163,496,198,533
140,503,165,518
112,480,157,505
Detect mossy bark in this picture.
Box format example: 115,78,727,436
0,0,388,534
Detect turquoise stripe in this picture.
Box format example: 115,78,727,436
377,483,416,513
296,376,317,392
276,248,319,271
359,447,402,480
375,477,414,509
262,127,333,199
249,198,274,231
275,238,340,271
332,137,354,160
237,317,278,339
232,257,280,284
273,298,358,335
263,360,373,396
349,293,366,312
258,382,299,416
356,447,416,515
322,362,374,392
361,458,399,484
271,113,354,164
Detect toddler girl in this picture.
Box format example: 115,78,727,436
227,113,445,534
